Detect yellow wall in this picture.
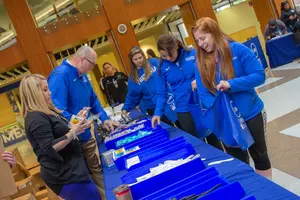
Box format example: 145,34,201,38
0,93,16,127
96,52,121,74
216,2,265,46
139,36,160,57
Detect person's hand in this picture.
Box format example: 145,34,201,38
77,107,91,119
103,120,120,131
216,80,230,92
70,119,92,135
122,110,128,115
289,15,294,20
191,79,197,91
2,151,16,168
151,116,161,128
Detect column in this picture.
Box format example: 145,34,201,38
251,0,275,35
102,0,139,72
3,0,54,76
190,0,217,22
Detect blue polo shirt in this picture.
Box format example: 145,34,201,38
48,59,109,142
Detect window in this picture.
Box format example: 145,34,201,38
0,0,17,50
26,0,101,27
212,0,248,13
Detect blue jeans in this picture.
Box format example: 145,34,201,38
59,180,102,200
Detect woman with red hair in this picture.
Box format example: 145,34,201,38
192,17,272,179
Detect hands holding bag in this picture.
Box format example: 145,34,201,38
200,92,254,150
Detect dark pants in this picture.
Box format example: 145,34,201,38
177,112,223,151
224,111,271,170
147,109,175,127
59,180,101,200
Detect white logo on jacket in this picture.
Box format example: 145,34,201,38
185,56,195,61
138,67,156,84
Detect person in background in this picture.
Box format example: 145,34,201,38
100,62,128,106
281,1,298,31
48,46,119,196
20,74,101,200
146,48,159,60
192,17,271,179
152,35,223,150
264,18,287,40
122,46,176,127
1,151,16,168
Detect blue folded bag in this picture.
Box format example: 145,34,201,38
201,92,254,150
189,90,211,139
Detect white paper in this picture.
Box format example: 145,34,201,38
126,156,140,169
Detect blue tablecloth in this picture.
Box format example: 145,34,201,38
266,33,300,68
98,125,300,200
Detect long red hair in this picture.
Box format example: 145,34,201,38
191,17,234,93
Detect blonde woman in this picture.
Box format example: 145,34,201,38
20,74,102,200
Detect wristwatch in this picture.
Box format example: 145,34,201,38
70,129,79,140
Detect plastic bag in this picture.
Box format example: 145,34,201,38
201,92,254,150
189,91,211,139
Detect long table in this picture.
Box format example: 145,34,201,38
266,33,300,68
98,124,300,200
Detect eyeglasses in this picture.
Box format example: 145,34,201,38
83,57,96,68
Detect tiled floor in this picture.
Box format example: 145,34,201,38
255,61,300,196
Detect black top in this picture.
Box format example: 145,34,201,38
100,72,128,106
293,21,300,33
281,9,298,29
25,111,90,194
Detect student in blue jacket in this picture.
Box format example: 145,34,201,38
192,17,271,178
152,35,223,150
122,46,176,126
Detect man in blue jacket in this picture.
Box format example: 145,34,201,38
48,46,119,196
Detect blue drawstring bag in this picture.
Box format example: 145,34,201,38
201,92,254,150
189,90,211,139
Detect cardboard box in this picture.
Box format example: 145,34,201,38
0,137,18,199
11,148,25,169
35,189,47,200
1,196,12,200
12,163,30,182
45,186,59,200
13,171,27,183
12,194,36,200
11,177,37,199
29,166,44,191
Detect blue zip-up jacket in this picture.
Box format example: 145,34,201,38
48,60,109,142
195,42,266,121
122,59,159,112
154,48,196,116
